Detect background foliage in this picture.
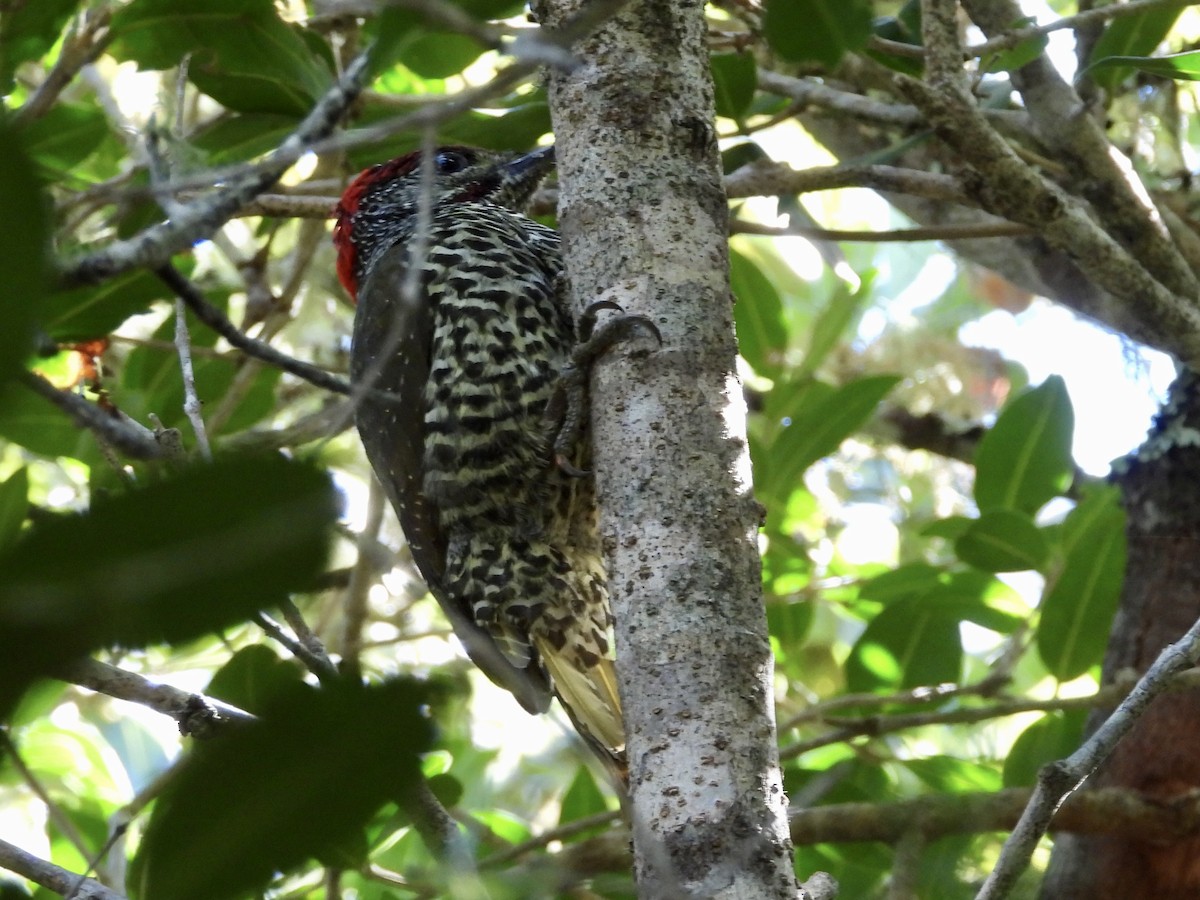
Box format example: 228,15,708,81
0,0,1191,897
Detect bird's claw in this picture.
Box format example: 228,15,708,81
544,302,661,477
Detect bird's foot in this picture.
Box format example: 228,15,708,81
543,301,661,477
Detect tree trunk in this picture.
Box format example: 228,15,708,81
1041,368,1200,898
535,0,800,896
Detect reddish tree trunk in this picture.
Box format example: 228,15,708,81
1042,370,1200,898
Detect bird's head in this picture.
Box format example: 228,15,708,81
333,144,556,300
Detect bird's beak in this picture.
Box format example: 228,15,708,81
506,145,556,180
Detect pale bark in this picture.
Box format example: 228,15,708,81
536,0,801,896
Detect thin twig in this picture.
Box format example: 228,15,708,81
153,264,354,396
340,477,387,677
731,219,1030,242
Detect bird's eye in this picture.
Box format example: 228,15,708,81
435,150,472,173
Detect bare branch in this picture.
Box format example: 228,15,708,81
18,371,166,460
0,837,126,900
979,614,1200,898
58,657,254,736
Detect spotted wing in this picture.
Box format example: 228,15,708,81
351,243,552,714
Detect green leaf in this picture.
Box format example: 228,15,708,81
370,8,486,80
766,597,813,658
1037,488,1126,680
0,381,99,459
986,33,1049,73
765,375,899,497
866,7,923,76
0,0,80,93
1002,710,1086,787
18,103,108,174
0,455,338,714
800,275,873,377
205,644,306,715
39,269,172,341
0,467,29,552
559,766,608,826
712,52,757,123
1087,50,1200,83
858,563,943,604
110,0,332,116
1087,5,1184,90
974,376,1074,514
439,103,553,153
764,0,873,67
731,247,786,376
846,597,963,691
921,515,973,540
903,756,1001,794
191,114,303,165
133,679,432,900
955,509,1049,573
0,118,50,391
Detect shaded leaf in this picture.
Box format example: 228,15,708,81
0,455,338,714
974,376,1074,514
0,118,50,391
134,679,431,900
846,598,963,691
39,268,172,341
0,0,80,92
0,381,100,459
0,467,29,552
764,0,873,67
955,509,1049,573
1003,710,1086,787
858,563,943,604
205,644,306,715
559,766,608,826
765,375,899,497
18,103,108,173
712,53,757,123
731,246,786,376
110,0,332,115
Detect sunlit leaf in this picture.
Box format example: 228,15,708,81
1037,487,1126,680
110,0,332,115
974,376,1074,514
1087,5,1183,90
765,375,899,497
955,509,1049,573
1087,50,1200,83
846,598,963,691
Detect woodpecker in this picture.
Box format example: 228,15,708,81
333,145,638,772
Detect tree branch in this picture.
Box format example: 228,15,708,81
979,614,1200,898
